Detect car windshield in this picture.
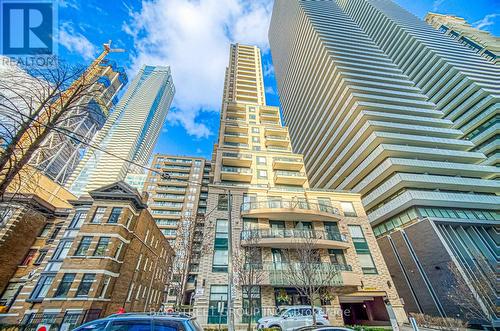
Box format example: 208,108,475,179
274,308,287,317
189,319,204,331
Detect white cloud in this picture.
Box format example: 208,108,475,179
265,86,275,95
123,0,273,138
59,22,97,61
263,62,274,77
472,13,499,30
432,0,444,12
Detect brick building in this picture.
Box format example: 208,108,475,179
0,181,174,326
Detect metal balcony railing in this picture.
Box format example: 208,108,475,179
240,229,347,242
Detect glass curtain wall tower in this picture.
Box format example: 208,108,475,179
269,0,499,327
66,66,175,196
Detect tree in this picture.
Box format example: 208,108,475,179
0,59,108,199
282,234,341,325
446,256,495,325
235,231,267,331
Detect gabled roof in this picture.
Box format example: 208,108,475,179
88,181,147,210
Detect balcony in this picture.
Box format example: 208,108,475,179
156,186,186,194
222,152,252,167
273,157,303,171
274,170,307,185
243,263,353,287
241,198,341,221
226,109,246,118
240,229,350,249
265,127,287,137
225,123,248,133
220,166,252,182
266,137,290,149
224,131,248,143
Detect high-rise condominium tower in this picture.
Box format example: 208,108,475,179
29,59,127,185
269,0,499,327
66,66,175,196
194,44,406,328
142,154,211,306
425,12,499,64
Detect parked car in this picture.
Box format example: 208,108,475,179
73,312,203,331
296,327,352,331
257,306,331,331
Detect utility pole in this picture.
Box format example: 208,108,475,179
227,190,235,331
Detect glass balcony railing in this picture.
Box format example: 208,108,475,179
275,171,306,177
241,198,340,215
240,229,347,242
273,157,302,163
244,262,349,286
266,135,288,140
221,166,252,174
225,132,248,137
222,152,252,159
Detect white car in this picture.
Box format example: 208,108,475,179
257,306,331,331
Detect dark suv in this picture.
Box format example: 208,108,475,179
73,313,203,331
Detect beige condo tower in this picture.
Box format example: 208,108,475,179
193,44,406,329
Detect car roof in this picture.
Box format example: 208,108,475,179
103,313,193,321
281,306,323,309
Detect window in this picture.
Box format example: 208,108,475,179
30,275,54,300
348,225,377,274
249,114,256,120
48,226,61,241
328,249,346,265
252,136,260,143
93,237,110,256
20,249,37,266
98,276,111,298
39,224,52,237
74,320,108,331
53,241,72,260
108,207,122,223
34,249,48,265
75,236,93,256
242,286,262,323
341,202,357,217
208,285,228,324
61,313,83,331
76,274,95,296
213,219,229,272
69,210,87,229
109,320,151,331
54,273,75,298
126,283,135,302
113,243,123,261
217,194,229,211
136,254,143,270
91,207,106,223
154,320,182,331
257,156,266,165
252,146,261,151
251,127,259,133
318,198,332,212
358,254,377,274
257,170,267,179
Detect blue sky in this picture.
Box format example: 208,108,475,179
56,0,500,160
